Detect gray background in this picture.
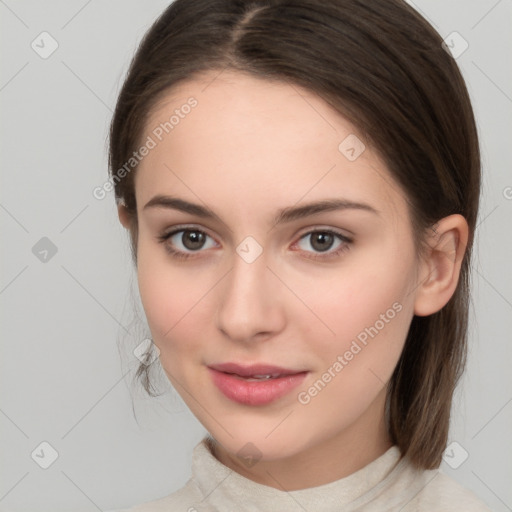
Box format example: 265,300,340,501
1,1,511,511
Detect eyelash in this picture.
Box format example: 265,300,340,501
156,226,352,261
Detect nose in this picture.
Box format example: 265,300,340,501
215,248,286,343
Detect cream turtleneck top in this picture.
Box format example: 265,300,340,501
111,436,492,511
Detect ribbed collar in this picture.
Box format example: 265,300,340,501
189,436,406,511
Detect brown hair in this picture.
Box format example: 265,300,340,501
108,0,481,470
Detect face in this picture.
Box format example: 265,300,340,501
131,70,423,472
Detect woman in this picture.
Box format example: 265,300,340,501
108,0,491,510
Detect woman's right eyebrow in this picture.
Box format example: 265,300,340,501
142,194,380,227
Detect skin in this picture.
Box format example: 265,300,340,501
118,70,468,491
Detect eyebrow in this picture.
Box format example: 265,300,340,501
142,195,380,225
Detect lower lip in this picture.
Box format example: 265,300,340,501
208,368,308,406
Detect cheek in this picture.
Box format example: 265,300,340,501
138,270,205,380
293,275,413,430
136,242,218,362
298,254,413,341
297,249,416,385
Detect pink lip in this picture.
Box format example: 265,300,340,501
207,363,309,406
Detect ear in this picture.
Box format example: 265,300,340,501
117,203,132,229
413,214,469,317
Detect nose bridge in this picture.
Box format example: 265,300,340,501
215,244,284,341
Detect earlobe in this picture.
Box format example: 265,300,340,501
117,203,132,229
413,214,469,317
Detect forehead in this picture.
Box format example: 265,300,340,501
136,70,407,221
144,70,355,156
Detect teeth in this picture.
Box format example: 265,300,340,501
234,373,282,380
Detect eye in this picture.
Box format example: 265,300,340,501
294,229,352,260
157,226,352,261
157,227,217,259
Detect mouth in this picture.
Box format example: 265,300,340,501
208,362,307,378
207,362,309,406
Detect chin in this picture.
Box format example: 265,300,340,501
204,419,309,463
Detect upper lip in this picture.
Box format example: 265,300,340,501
208,362,307,377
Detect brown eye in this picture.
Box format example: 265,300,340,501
294,229,352,260
309,232,335,252
180,230,206,250
157,227,217,259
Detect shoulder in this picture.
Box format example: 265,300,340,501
105,478,207,512
384,462,493,512
415,470,492,511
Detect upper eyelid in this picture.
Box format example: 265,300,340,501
161,224,350,237
296,226,352,239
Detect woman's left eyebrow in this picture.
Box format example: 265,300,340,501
274,198,380,225
142,195,380,226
